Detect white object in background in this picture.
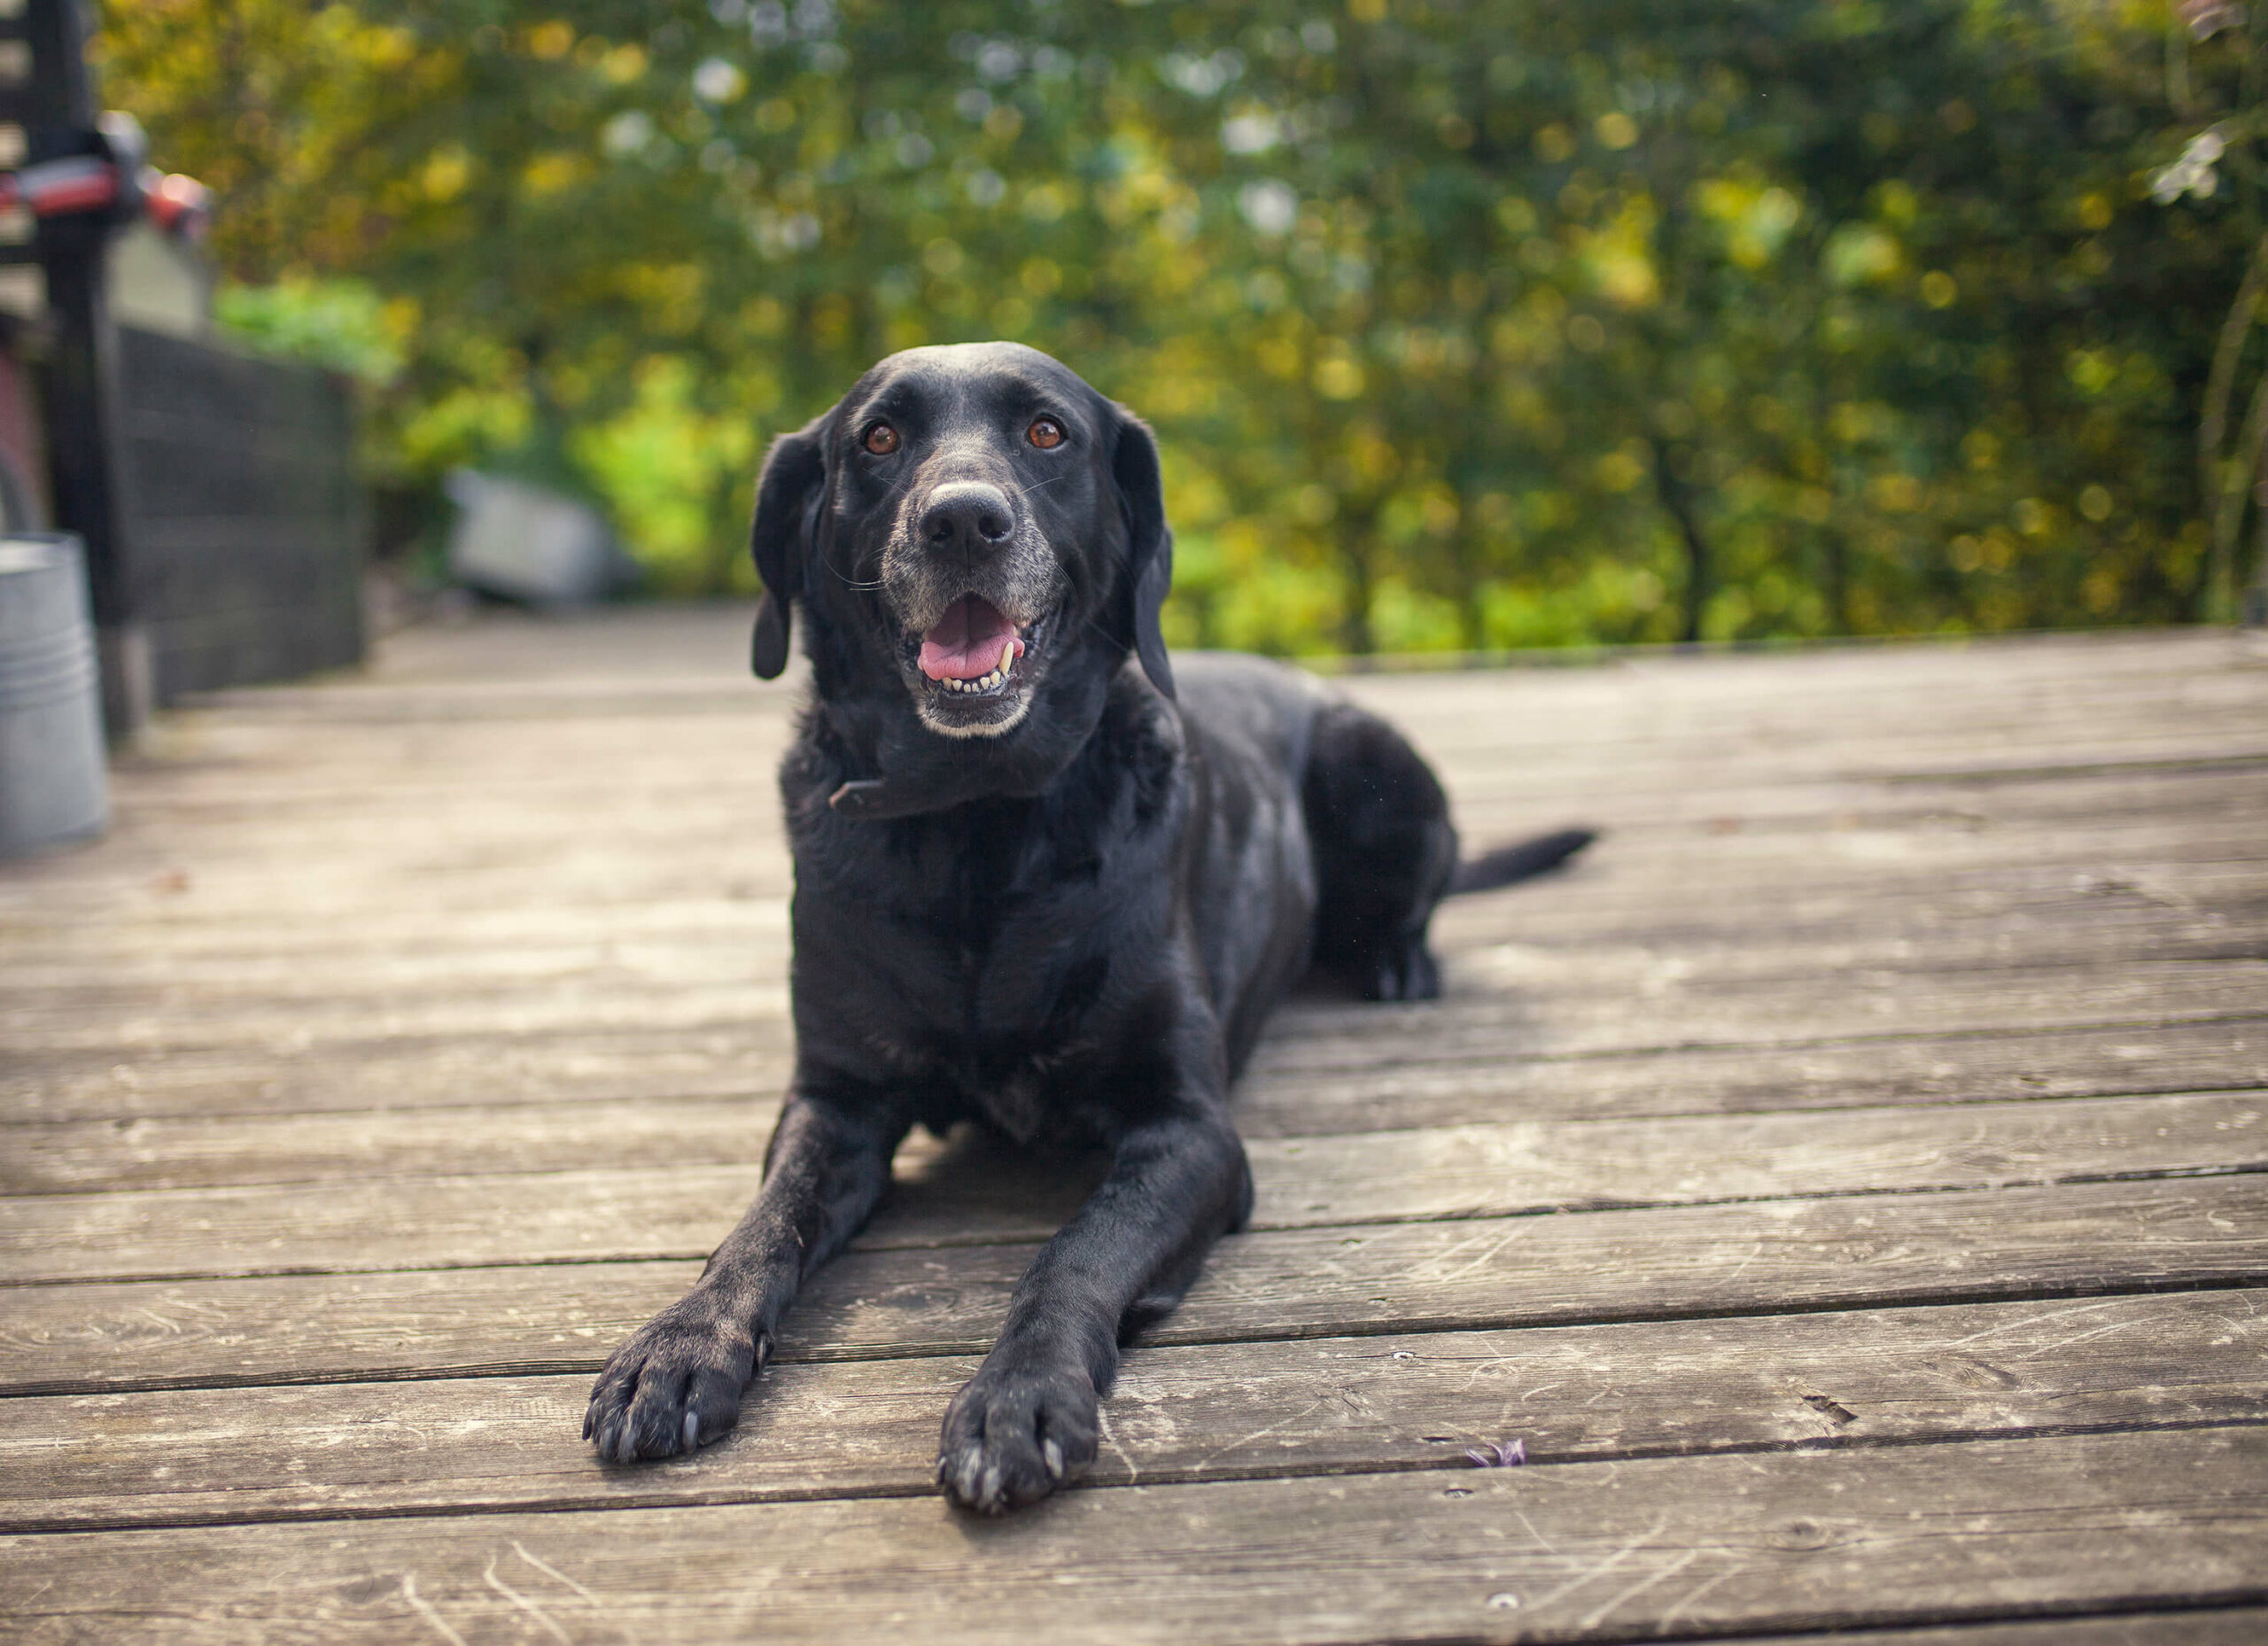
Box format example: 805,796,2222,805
0,533,109,858
445,470,622,606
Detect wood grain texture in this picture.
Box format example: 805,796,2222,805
4,620,2266,1642
8,1075,2259,1200
1235,1016,2268,1136
3,1176,2262,1396
6,814,2258,960
4,1289,2259,1531
3,1428,2263,1643
5,949,2261,1064
4,1013,2258,1131
8,875,2262,1037
1,1091,2258,1276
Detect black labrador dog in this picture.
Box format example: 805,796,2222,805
583,342,1590,1512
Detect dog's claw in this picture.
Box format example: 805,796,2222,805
584,1299,757,1465
937,1360,1099,1514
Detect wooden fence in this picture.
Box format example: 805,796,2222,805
117,325,365,701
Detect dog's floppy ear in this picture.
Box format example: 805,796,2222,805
1111,408,1176,701
749,414,831,679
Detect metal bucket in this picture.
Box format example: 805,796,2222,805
0,533,109,858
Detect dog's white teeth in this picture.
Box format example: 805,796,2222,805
944,667,1009,694
940,657,1021,695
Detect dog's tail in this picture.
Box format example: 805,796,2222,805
1446,827,1597,897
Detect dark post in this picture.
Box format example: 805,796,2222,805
18,0,150,739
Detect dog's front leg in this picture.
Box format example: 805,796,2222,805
937,1093,1252,1513
584,1087,908,1463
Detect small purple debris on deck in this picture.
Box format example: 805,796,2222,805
1464,1438,1527,1468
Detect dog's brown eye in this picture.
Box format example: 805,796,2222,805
864,423,899,455
1028,417,1064,450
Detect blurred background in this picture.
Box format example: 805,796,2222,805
71,0,2268,654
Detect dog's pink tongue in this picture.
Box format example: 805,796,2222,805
919,595,1022,681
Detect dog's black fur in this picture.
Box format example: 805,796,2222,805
583,343,1591,1511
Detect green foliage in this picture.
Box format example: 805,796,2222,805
569,355,757,594
94,0,2266,640
214,276,405,382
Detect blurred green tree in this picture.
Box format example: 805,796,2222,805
91,0,2264,636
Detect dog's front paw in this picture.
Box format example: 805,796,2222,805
936,1361,1099,1514
584,1298,762,1464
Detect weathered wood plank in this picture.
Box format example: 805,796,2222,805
10,1075,2260,1204
1235,1017,2268,1137
4,820,2249,979
10,737,2262,910
5,1015,2258,1136
1251,963,2268,1078
1,1176,2260,1397
92,665,2257,791
11,862,2263,1003
2,1428,2262,1644
9,785,2258,905
2,1091,2257,1275
141,642,2268,757
12,1059,2262,1231
0,1025,796,1125
5,773,2242,944
44,719,2268,825
3,1290,2257,1532
0,869,2257,1023
13,941,2265,1112
4,950,2260,1067
31,757,2232,906
0,1097,787,1195
1431,859,2268,948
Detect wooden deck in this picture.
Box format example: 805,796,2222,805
3,609,2265,1643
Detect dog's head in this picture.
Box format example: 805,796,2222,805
749,343,1173,751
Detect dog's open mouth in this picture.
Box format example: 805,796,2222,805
918,594,1029,697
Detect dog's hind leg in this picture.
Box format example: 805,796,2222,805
1301,700,1460,1001
583,1086,909,1463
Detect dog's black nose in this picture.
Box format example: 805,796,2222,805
921,482,1014,554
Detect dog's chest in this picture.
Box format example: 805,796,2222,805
801,827,1143,1138
965,1053,1091,1146
880,933,1120,1145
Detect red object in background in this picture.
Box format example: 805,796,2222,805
0,157,209,238
2,113,206,239
140,170,211,239
0,154,119,218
